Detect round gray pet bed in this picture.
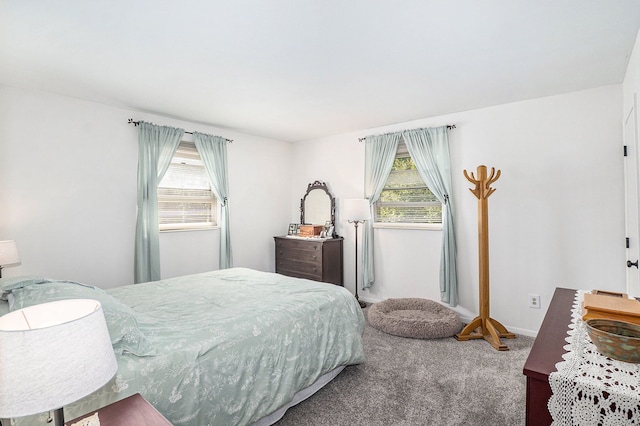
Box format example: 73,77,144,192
367,298,462,339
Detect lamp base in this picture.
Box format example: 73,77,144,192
357,299,367,309
51,407,64,426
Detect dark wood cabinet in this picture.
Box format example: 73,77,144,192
274,236,343,285
522,287,574,426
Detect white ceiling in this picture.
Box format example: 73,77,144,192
2,1,640,142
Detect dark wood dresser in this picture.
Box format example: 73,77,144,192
274,236,343,285
523,287,575,426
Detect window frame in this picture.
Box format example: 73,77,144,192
157,141,218,232
373,140,443,230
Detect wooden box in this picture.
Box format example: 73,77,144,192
582,291,640,326
298,225,323,237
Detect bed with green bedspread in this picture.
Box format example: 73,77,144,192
0,268,365,426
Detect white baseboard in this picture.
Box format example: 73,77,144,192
360,296,538,338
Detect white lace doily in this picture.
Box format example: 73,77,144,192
69,412,100,426
548,290,640,425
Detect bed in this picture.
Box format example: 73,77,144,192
0,267,365,426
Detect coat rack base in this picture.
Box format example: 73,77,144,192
455,315,516,351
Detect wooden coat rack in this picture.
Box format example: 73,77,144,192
455,165,515,351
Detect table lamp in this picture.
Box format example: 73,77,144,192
0,299,118,426
342,199,371,308
0,240,21,278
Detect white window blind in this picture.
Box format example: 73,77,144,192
158,142,217,231
375,140,442,224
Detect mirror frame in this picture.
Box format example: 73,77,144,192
300,180,337,237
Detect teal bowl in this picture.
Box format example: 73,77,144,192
585,318,640,363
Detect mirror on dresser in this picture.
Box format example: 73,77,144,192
274,181,343,285
300,180,337,238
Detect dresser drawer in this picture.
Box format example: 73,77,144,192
275,238,322,253
277,259,322,280
277,247,321,262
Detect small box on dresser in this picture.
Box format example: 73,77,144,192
274,236,343,285
298,225,323,237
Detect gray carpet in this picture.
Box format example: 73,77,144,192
275,307,534,426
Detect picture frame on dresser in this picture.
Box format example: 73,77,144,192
320,221,334,238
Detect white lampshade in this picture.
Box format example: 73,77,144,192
342,199,371,221
0,299,117,419
0,240,20,267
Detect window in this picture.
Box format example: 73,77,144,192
158,142,217,231
374,140,442,224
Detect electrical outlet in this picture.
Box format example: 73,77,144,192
529,294,541,309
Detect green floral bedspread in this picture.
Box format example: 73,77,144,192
3,268,365,426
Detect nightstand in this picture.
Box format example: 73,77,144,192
65,393,171,426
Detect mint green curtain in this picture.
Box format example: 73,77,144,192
362,133,401,289
193,132,233,269
134,122,184,283
403,126,457,306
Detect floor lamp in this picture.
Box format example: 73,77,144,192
343,199,370,308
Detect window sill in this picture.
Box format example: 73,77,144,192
160,226,219,233
373,222,442,231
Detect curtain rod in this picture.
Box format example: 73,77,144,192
127,119,233,143
358,124,456,142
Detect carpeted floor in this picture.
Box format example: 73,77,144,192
275,307,534,426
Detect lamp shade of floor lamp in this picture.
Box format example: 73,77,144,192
0,299,118,426
342,198,370,308
0,240,20,278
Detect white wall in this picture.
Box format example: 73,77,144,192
0,83,626,334
291,85,625,335
0,85,292,288
624,31,640,118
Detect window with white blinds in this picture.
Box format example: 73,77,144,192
374,140,442,224
158,142,217,231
